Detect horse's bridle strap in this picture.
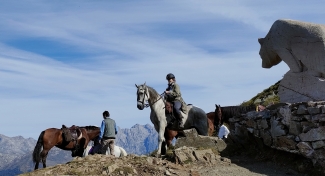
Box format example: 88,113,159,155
140,86,165,108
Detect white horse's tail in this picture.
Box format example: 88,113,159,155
119,147,127,156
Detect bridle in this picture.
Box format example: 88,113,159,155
137,85,165,108
137,85,149,108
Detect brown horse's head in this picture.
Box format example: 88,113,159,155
214,104,222,126
80,126,100,141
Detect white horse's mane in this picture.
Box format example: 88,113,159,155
144,85,162,104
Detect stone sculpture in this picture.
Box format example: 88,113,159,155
258,19,325,103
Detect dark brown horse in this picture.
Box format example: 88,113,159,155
32,125,100,170
215,104,256,124
163,128,185,148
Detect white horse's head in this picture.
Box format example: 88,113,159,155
135,82,149,110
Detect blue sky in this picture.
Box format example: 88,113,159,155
1,1,324,139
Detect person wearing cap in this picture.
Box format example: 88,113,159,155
164,73,187,128
98,110,118,156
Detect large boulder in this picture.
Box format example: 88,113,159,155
174,128,227,153
258,19,325,103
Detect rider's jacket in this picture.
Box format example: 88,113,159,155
165,82,187,113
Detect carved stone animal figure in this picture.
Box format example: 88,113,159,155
258,19,325,102
258,19,325,76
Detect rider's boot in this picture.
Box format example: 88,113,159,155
178,113,184,128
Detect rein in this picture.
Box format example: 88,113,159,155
144,92,165,108
139,85,165,108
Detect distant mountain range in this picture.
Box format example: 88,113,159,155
0,124,158,176
116,124,158,155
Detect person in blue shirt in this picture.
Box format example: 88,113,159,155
98,110,118,156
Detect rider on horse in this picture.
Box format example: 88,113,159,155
164,73,187,128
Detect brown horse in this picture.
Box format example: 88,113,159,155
200,105,222,136
32,125,100,170
215,104,256,124
163,128,185,148
163,109,220,149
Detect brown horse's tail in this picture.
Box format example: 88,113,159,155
32,131,45,163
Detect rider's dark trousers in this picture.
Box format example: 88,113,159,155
173,101,182,116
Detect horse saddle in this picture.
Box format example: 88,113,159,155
165,102,189,116
61,125,82,142
165,102,180,127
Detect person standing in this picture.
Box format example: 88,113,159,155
99,110,118,156
164,73,187,128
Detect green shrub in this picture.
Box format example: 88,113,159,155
241,80,280,107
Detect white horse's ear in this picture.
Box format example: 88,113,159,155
135,84,138,88
144,82,146,86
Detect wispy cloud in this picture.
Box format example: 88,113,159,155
0,1,323,139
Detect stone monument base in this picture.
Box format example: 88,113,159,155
279,72,325,103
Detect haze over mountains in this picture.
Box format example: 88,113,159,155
0,124,158,176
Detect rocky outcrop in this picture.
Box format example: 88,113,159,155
258,19,325,103
19,151,239,176
172,128,227,165
20,154,185,176
173,146,230,165
228,101,325,170
174,128,227,153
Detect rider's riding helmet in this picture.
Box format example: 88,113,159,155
166,73,175,80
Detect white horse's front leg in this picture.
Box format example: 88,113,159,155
156,121,167,157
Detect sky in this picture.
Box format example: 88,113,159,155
1,1,324,139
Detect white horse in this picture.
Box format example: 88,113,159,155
83,145,127,157
135,83,208,157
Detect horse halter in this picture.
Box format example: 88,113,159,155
137,85,149,108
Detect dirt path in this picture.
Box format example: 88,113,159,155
165,154,307,176
210,142,316,176
200,155,306,176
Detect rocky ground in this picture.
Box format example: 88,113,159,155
20,129,321,176
19,148,313,176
